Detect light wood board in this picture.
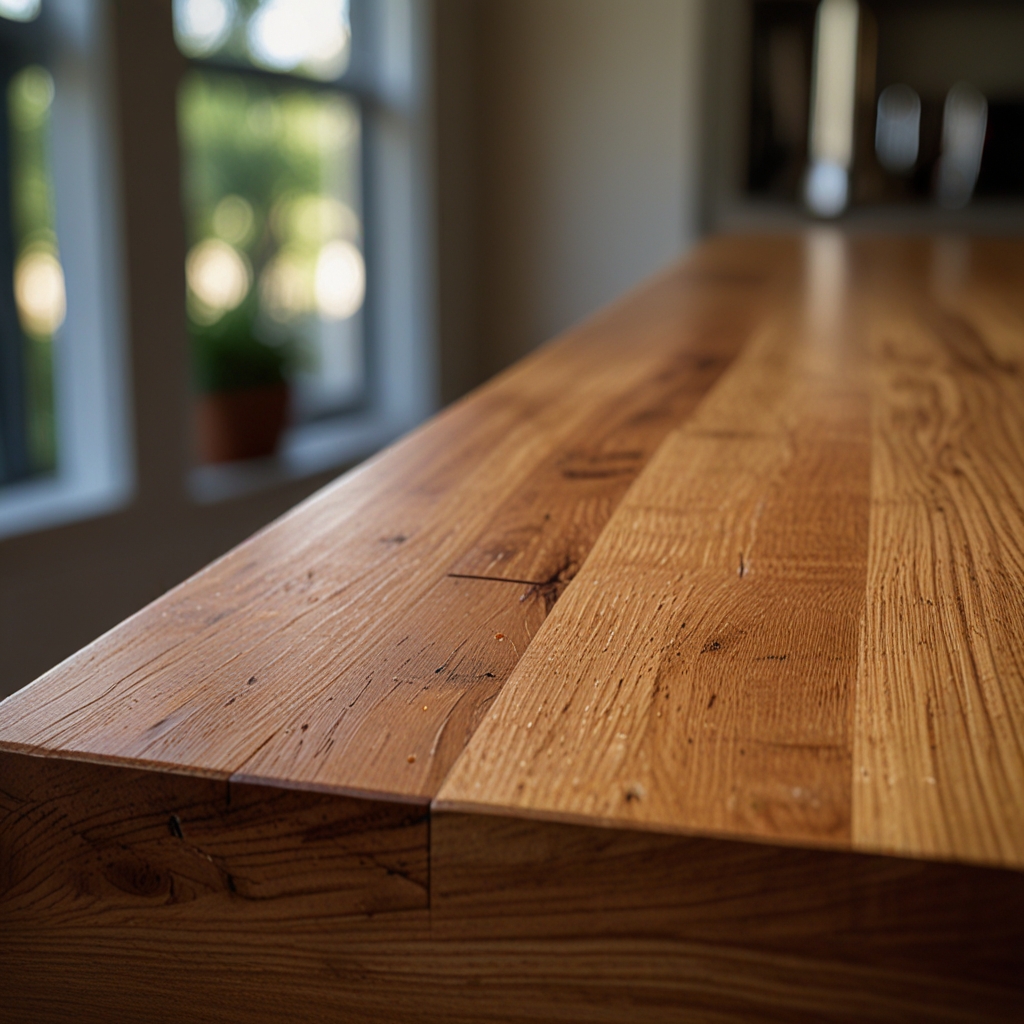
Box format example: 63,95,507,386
437,233,1024,872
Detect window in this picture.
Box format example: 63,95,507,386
0,1,130,538
179,74,365,426
174,0,434,494
2,62,61,483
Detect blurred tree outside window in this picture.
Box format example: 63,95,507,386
0,2,41,24
8,64,61,476
174,0,366,464
0,0,65,487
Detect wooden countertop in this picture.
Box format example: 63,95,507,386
3,233,1024,1023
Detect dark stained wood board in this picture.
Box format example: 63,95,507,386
0,238,770,800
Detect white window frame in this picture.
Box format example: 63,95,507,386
187,0,437,503
0,0,438,523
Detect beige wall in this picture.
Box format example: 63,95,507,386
472,0,706,374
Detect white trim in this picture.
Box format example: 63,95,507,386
367,0,437,432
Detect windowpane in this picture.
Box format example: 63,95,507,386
174,0,351,82
8,64,62,476
178,70,364,461
0,0,41,24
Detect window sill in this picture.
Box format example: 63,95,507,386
0,474,132,542
187,411,403,504
715,198,1024,235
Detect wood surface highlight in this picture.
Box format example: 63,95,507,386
854,238,1024,867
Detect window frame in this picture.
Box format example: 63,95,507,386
180,0,438,503
0,0,437,529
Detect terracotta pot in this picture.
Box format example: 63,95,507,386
195,383,289,464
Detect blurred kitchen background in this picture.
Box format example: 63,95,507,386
1,0,1023,698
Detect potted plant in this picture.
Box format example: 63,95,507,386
191,299,292,464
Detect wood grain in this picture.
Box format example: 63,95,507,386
438,234,1024,871
449,334,746,595
6,789,1023,1023
854,237,1024,867
0,751,428,919
438,232,872,847
0,241,766,799
3,234,1024,1023
429,810,1024,1020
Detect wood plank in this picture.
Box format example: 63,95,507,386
0,750,429,926
0,242,768,800
0,749,430,1024
6,790,1022,1023
438,232,871,847
854,237,1024,868
233,574,549,796
428,810,1024,1022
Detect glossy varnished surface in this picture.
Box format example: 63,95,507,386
3,233,1024,1022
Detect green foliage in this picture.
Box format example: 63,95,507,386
178,69,361,398
9,65,56,248
190,299,289,394
178,70,357,280
8,65,58,475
